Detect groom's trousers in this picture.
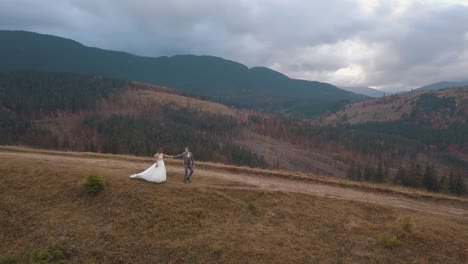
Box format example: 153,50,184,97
184,164,194,181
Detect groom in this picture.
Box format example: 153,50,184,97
173,147,195,183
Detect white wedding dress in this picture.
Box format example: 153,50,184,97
130,154,166,183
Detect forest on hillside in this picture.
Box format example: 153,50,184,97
0,71,465,195
242,111,466,195
0,71,267,168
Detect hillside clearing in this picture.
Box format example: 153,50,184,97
0,147,467,263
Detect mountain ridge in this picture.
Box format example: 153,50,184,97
0,30,367,117
416,80,468,91
339,86,388,97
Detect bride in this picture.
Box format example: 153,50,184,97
130,148,166,183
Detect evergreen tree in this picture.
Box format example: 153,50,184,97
422,164,439,192
384,166,389,183
393,166,409,187
374,161,384,183
408,163,423,188
356,165,363,181
448,172,456,194
449,171,465,196
364,167,374,182
347,162,357,181
454,173,465,196
62,135,70,149
439,173,450,194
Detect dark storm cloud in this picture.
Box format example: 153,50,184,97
1,0,468,90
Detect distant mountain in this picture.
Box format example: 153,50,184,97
314,87,468,171
0,30,367,117
316,87,467,127
339,86,387,97
416,80,468,91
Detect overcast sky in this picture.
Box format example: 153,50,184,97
1,0,468,91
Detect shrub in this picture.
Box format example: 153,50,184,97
188,251,198,264
0,256,18,264
211,243,223,257
398,216,415,237
49,240,66,260
378,233,399,249
28,240,67,264
246,202,256,214
83,174,105,195
29,249,53,263
0,241,66,264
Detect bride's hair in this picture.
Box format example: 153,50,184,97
158,148,163,153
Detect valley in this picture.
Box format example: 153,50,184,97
0,71,466,196
1,3,468,264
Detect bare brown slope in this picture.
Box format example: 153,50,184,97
0,148,467,263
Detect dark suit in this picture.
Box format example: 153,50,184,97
174,152,194,182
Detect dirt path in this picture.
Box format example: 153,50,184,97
1,150,467,219
198,168,467,218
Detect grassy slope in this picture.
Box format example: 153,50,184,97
1,149,467,263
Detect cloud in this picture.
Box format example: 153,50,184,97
0,0,467,90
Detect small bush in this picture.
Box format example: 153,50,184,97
29,249,53,263
83,174,105,195
28,240,67,264
378,233,399,249
246,201,256,213
188,251,198,264
49,240,66,260
211,243,223,257
398,216,415,237
0,256,18,264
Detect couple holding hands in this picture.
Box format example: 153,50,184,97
130,147,194,184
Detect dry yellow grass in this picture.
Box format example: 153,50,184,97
128,81,236,116
122,88,236,117
0,148,467,263
1,146,465,204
